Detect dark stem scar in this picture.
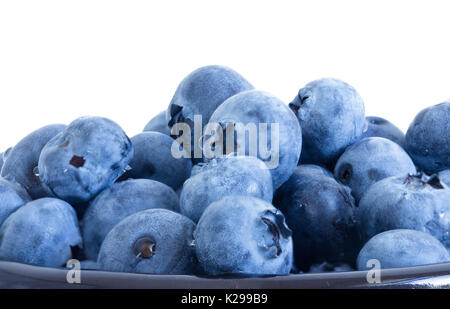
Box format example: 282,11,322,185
70,156,85,168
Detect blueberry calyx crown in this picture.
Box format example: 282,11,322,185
168,105,194,130
261,217,282,256
70,155,85,168
133,237,156,259
261,211,292,257
288,94,309,116
403,172,445,190
168,104,183,127
337,163,353,184
426,174,445,189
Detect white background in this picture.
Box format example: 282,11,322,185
1,0,449,151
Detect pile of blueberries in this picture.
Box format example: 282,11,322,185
0,65,449,276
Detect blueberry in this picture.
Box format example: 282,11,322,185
37,116,133,203
334,137,416,201
439,169,450,186
361,116,405,148
80,260,98,270
0,198,82,267
119,132,191,191
1,124,66,199
0,147,12,171
357,174,450,249
273,165,358,271
0,178,31,227
3,147,12,160
405,101,450,173
180,155,273,223
194,195,293,276
357,229,450,270
167,65,253,129
143,111,171,136
289,78,366,168
97,209,197,274
208,90,302,189
167,65,253,162
308,262,354,273
82,178,180,260
292,163,334,178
